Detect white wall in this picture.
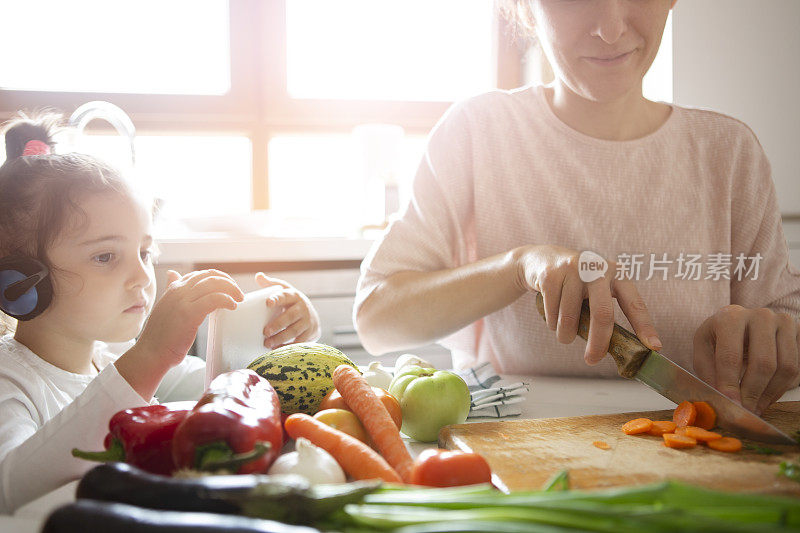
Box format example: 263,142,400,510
672,0,800,215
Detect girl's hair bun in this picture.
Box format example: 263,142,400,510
3,112,61,161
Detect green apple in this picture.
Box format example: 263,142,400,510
388,365,471,442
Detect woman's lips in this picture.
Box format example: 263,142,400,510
124,303,147,313
584,50,635,66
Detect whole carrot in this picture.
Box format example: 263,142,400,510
333,365,414,482
284,413,402,483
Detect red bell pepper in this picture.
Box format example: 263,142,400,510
72,404,190,475
171,369,283,474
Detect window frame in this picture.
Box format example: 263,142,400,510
0,0,524,210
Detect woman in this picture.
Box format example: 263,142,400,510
354,0,800,416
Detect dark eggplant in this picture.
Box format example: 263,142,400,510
41,499,319,533
76,462,379,525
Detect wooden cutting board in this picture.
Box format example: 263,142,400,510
440,401,800,495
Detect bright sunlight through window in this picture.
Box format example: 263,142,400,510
0,0,229,94
269,133,427,235
286,0,495,101
70,135,252,220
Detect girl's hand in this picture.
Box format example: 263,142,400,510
255,272,321,349
693,305,800,415
518,245,662,365
139,269,244,368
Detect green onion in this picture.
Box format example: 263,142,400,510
326,480,800,532
541,470,570,492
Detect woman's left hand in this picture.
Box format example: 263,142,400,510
255,272,321,349
693,305,800,415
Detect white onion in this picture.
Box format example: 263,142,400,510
363,361,393,389
268,438,345,484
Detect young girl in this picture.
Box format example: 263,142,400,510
355,0,800,414
0,114,321,513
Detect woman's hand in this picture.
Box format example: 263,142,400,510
255,272,321,349
138,269,244,368
693,305,800,415
517,245,662,365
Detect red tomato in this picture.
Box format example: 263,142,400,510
410,449,492,487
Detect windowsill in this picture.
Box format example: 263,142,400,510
155,233,375,264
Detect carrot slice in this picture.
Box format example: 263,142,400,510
693,401,717,430
593,441,611,450
333,365,414,482
622,418,653,435
707,437,742,453
284,413,401,482
647,420,677,436
674,426,689,437
663,433,697,448
673,401,697,427
683,426,722,442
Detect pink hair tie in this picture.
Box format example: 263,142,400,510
21,140,51,156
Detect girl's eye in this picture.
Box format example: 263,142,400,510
140,249,152,262
94,252,114,264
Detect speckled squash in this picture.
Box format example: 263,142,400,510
247,342,358,414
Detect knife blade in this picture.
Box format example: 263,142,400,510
534,293,796,445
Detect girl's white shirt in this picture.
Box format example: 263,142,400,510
0,334,206,513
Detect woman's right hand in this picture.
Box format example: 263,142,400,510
517,245,662,365
137,269,245,369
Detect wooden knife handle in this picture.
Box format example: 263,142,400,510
534,292,651,379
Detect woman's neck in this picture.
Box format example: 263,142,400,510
545,82,671,141
14,321,96,375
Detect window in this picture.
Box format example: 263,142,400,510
74,134,252,219
268,132,427,233
285,0,495,101
2,0,521,235
1,2,674,235
0,0,230,95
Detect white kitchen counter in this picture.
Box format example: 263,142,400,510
10,377,800,531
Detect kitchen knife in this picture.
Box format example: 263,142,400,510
534,292,796,445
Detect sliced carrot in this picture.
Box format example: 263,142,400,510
592,441,611,450
647,420,678,436
674,426,689,437
673,401,697,427
284,413,402,483
693,401,717,430
622,418,653,435
333,365,414,482
706,436,742,453
683,426,722,442
663,433,697,449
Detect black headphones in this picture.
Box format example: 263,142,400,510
0,256,53,321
